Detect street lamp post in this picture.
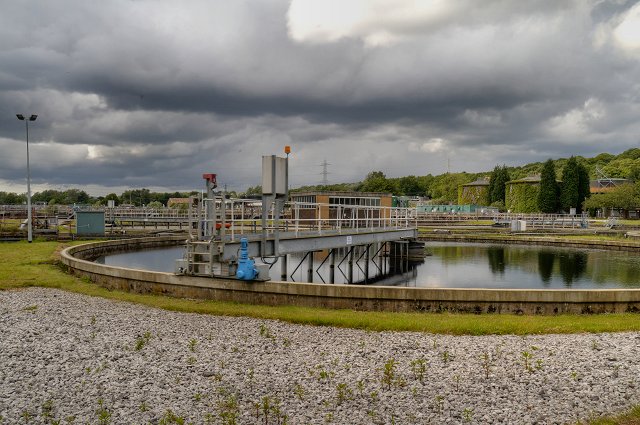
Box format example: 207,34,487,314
16,114,38,243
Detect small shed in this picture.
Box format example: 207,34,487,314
75,211,105,236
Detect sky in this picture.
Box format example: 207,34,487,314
1,0,640,196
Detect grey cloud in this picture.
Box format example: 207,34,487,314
1,0,639,193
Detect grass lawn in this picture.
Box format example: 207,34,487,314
579,406,640,425
2,240,640,336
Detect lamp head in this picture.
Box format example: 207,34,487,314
29,115,37,121
16,114,25,120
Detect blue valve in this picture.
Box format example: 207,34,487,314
236,237,257,280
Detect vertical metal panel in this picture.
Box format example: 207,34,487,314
262,156,287,195
76,211,105,235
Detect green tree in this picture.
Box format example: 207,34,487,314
121,188,152,206
577,161,590,213
560,157,580,212
0,191,26,204
104,193,120,206
427,173,474,203
242,185,262,197
626,165,640,182
396,175,423,196
32,189,62,204
488,165,510,204
618,148,640,160
538,159,559,213
358,171,398,193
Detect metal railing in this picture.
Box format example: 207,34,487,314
414,211,592,229
110,207,191,220
492,213,590,229
193,200,415,242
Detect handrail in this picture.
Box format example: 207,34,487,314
185,200,416,242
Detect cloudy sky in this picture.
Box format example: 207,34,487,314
1,0,640,196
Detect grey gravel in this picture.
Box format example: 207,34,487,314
1,288,639,424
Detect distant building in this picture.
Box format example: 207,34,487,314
589,178,636,218
505,176,543,213
289,191,393,222
590,178,631,194
167,198,192,208
458,177,490,205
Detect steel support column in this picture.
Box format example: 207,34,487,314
307,251,314,283
364,244,370,283
281,255,288,281
348,247,354,284
329,249,336,283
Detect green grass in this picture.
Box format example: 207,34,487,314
2,240,640,335
577,405,640,425
0,218,22,232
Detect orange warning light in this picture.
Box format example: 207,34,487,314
284,145,291,154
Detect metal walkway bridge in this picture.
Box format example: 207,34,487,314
172,199,419,283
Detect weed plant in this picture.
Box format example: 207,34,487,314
380,358,397,390
188,338,198,352
410,357,428,383
434,395,445,415
335,383,353,405
522,350,534,373
294,383,305,401
217,392,239,425
158,409,185,425
95,399,111,425
480,351,493,379
134,331,152,351
462,407,474,423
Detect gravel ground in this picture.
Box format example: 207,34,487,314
1,288,639,425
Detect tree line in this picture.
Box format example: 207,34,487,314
0,188,200,207
3,148,640,213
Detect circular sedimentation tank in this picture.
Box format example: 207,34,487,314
60,235,640,314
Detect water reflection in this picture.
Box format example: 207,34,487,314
95,242,640,289
558,252,588,287
537,251,555,285
422,242,640,289
487,247,505,275
284,246,423,286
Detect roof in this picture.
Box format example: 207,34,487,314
291,191,392,198
507,175,541,184
461,177,490,187
167,198,191,204
590,178,631,188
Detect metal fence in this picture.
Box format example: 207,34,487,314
414,211,590,229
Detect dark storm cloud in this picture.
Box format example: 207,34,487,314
1,0,640,194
